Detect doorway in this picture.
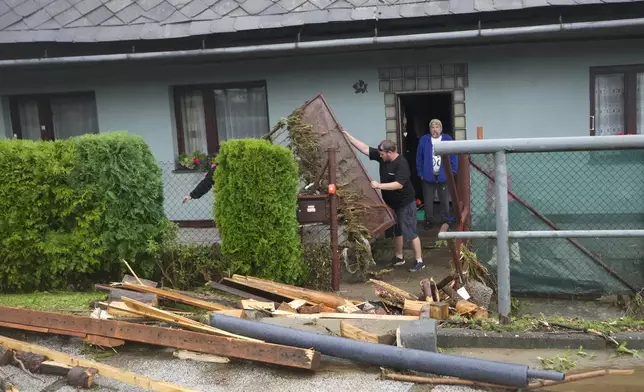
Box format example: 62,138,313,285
397,92,454,219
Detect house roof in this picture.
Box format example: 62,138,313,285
0,0,640,44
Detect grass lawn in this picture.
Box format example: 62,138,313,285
0,291,106,313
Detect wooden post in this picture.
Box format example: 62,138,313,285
328,146,340,292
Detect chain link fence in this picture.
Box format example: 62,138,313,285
469,150,644,297
159,161,220,246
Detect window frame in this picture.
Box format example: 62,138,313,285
9,91,99,141
589,64,644,136
172,81,270,158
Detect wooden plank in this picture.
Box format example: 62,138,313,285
213,309,247,319
231,275,351,308
119,297,261,342
402,300,433,317
95,285,158,305
207,281,275,303
106,301,147,318
429,302,450,320
0,306,320,370
173,350,229,364
288,299,307,310
271,311,418,321
83,335,125,348
122,274,158,287
119,283,232,311
277,302,296,313
337,300,361,314
0,335,199,392
0,321,48,334
339,320,395,345
240,300,275,312
369,279,418,306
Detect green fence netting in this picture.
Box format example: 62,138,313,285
469,150,644,296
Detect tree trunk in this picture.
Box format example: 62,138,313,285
66,367,98,389
0,347,13,366
13,351,47,373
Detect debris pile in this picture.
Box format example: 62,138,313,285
0,271,632,391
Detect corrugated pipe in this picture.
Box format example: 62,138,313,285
1,17,644,67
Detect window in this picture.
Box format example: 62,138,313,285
590,65,644,135
173,82,269,157
9,92,99,140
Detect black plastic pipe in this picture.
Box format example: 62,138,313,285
210,314,564,387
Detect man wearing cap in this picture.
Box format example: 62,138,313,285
416,119,458,230
343,131,426,272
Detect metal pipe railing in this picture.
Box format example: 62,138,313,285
439,230,644,239
432,134,644,155
433,135,644,323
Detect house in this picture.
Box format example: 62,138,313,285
1,0,643,293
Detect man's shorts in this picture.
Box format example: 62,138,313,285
392,200,418,242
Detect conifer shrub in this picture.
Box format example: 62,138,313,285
0,133,165,292
214,139,305,284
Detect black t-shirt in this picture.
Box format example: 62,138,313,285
369,147,416,209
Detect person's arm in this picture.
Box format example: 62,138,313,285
450,153,458,175
416,136,425,179
372,161,409,190
342,131,370,156
376,181,403,190
183,164,215,203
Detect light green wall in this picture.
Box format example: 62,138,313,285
2,38,644,221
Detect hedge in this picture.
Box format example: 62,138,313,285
0,132,165,292
214,139,305,284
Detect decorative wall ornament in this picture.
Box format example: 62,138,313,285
352,80,368,94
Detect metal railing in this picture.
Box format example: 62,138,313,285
435,134,644,323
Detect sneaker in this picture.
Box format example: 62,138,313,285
408,261,426,272
389,256,406,267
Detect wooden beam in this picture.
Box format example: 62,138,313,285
230,275,351,308
94,285,157,305
0,335,199,392
122,274,158,287
240,300,275,312
119,283,232,311
206,281,275,303
118,297,260,342
271,311,418,320
0,306,320,370
82,335,125,348
339,320,395,345
402,300,433,317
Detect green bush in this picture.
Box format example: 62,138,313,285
147,220,229,290
214,139,305,284
0,133,165,292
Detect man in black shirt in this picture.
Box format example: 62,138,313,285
343,131,425,272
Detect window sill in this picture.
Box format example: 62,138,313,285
172,168,209,174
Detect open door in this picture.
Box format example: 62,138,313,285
396,95,407,154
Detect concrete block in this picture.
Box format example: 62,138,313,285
397,319,437,352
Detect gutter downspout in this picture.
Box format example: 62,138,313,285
1,17,644,67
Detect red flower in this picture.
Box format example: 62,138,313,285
193,157,201,165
